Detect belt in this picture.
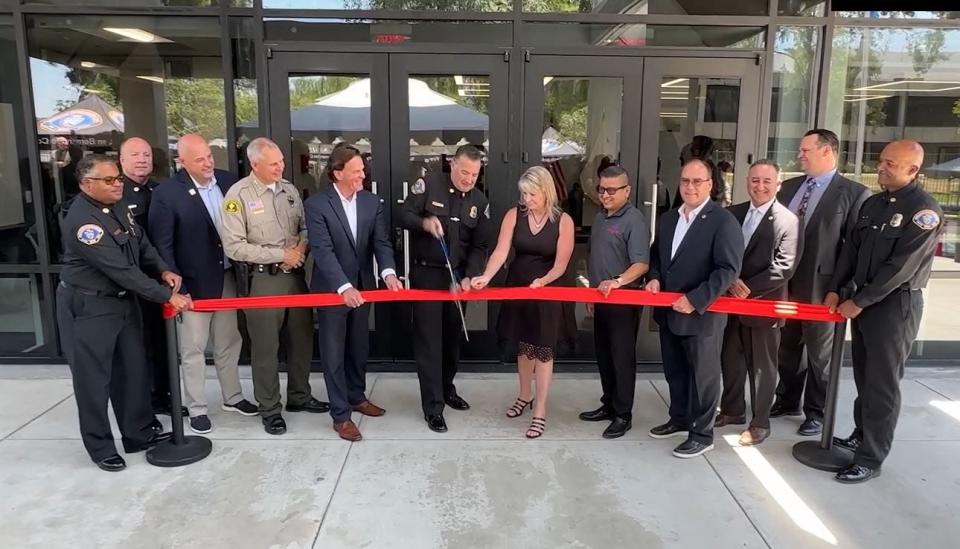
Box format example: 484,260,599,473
59,280,128,298
252,263,303,275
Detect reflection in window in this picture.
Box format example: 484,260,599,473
778,0,825,16
769,26,819,174
27,15,225,262
827,26,960,265
521,23,765,49
523,0,767,15
265,0,510,10
0,274,47,356
232,17,259,176
835,11,960,19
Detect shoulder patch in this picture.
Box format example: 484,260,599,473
224,198,241,215
77,224,104,245
411,179,425,195
912,209,940,230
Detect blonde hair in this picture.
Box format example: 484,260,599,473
518,166,562,223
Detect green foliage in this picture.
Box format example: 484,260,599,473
164,78,227,140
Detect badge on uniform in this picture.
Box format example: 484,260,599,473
469,205,478,219
890,213,903,228
411,179,425,195
188,188,197,196
912,209,940,230
77,224,104,246
431,201,445,208
224,199,241,214
128,204,137,210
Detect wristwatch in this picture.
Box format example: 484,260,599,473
613,275,624,287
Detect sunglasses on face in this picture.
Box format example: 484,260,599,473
596,184,628,196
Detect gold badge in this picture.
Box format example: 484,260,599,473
469,205,478,219
890,213,902,228
224,199,241,214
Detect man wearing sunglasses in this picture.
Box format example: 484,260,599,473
57,154,192,472
579,166,650,438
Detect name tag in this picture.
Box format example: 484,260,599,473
247,200,265,214
431,201,444,208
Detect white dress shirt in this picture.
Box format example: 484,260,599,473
333,185,396,294
742,198,776,247
671,199,710,259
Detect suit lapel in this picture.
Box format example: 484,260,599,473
327,186,358,252
659,210,678,265
745,205,774,256
670,201,714,265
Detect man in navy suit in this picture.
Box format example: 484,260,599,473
645,158,743,458
305,145,403,442
149,134,257,435
718,160,800,446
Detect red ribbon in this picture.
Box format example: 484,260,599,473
163,287,842,323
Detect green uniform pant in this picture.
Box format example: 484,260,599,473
246,271,314,417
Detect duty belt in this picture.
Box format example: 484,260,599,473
413,259,448,269
252,263,303,275
59,280,128,298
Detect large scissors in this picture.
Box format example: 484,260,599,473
438,236,470,342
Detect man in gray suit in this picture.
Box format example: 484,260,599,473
771,129,870,436
718,160,800,446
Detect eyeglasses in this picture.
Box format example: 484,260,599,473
85,176,123,185
596,184,628,196
679,178,712,187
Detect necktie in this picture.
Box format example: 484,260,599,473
795,177,817,219
742,209,757,246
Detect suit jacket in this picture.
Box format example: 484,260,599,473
727,200,801,328
305,185,396,294
148,168,238,300
649,200,743,336
777,173,870,303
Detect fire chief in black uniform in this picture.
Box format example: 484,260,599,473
399,144,490,433
57,154,192,472
826,140,944,483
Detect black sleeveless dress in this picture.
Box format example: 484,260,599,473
497,209,565,361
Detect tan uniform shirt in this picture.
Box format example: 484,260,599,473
220,174,307,265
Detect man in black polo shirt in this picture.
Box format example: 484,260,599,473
579,165,651,438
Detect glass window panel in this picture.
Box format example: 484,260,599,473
27,15,225,263
0,18,39,265
769,26,819,174
232,17,259,176
835,11,960,19
264,19,512,46
0,274,48,356
826,26,960,275
524,0,767,15
658,76,739,207
777,0,825,16
264,0,511,11
521,23,765,49
25,0,219,6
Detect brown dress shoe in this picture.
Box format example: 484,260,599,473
352,400,386,417
739,426,770,446
714,414,746,427
334,420,362,441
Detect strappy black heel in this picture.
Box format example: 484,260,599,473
526,417,546,439
506,397,534,418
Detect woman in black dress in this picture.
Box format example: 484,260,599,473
471,166,575,438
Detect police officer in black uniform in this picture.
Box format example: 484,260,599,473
399,144,490,433
57,154,192,472
825,140,944,483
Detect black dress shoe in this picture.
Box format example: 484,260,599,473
579,406,615,422
263,414,287,435
769,402,802,418
124,431,172,453
425,414,448,433
286,397,330,413
444,394,470,411
602,418,632,439
833,434,862,452
149,417,163,433
835,463,881,484
798,418,823,436
153,403,189,417
95,454,127,472
672,439,714,458
649,421,689,439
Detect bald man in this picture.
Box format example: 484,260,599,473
825,140,944,483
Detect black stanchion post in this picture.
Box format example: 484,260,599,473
146,314,212,467
792,320,854,471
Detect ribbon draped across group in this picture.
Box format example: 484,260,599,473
163,286,843,323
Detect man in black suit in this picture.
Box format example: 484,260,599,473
149,134,257,435
305,145,403,442
772,129,871,436
718,160,800,446
645,158,743,458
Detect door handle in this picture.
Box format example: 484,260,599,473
649,183,659,242
402,180,411,289
397,181,408,204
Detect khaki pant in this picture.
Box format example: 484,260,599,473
179,273,244,417
246,271,314,417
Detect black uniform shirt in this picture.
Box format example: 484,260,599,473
831,181,944,309
122,175,159,231
61,192,173,304
399,173,490,277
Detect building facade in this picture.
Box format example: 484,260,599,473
0,0,958,366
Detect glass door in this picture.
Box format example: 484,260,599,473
521,55,644,363
636,56,762,362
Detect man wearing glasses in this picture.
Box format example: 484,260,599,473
579,166,650,439
57,154,192,471
645,158,743,458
